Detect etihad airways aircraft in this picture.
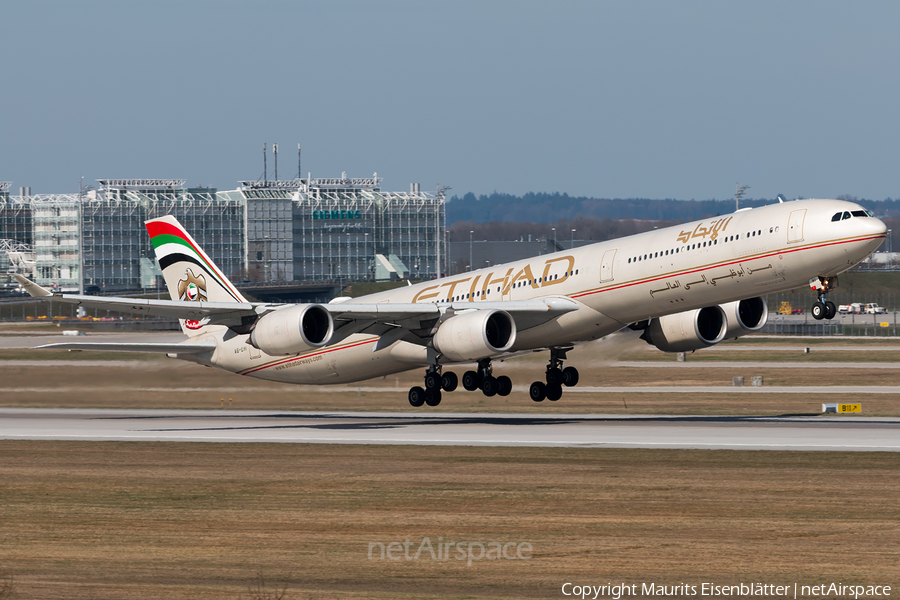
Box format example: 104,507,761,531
16,198,886,407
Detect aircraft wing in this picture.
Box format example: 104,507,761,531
15,273,580,348
321,297,580,348
324,297,578,328
13,275,261,326
33,341,217,354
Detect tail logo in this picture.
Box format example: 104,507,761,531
178,269,208,302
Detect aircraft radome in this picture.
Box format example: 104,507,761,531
15,198,887,407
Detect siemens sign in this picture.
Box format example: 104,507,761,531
313,210,362,220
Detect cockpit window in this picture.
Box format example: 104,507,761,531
842,211,852,220
832,212,842,222
851,210,869,218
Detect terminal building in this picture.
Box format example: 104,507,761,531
1,175,446,295
234,176,444,284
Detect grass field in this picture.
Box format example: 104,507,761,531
1,442,898,599
2,331,899,415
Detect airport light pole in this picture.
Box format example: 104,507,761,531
571,229,576,249
469,230,473,272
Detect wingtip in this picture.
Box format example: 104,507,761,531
12,274,53,297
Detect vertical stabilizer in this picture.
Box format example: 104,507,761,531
145,215,247,336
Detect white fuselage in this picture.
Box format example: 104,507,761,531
196,199,886,384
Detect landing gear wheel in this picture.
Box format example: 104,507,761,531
825,301,837,320
425,389,442,407
482,376,499,397
497,375,512,397
562,366,579,387
546,367,564,386
812,301,826,320
529,381,546,402
424,371,441,390
546,383,563,402
441,371,458,392
408,386,426,408
462,370,481,391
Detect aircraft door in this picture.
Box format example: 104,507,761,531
600,249,617,283
788,209,806,243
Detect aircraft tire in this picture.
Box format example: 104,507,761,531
529,381,546,402
425,389,442,407
546,384,563,401
497,375,512,396
441,371,458,392
482,376,499,397
424,371,441,390
546,367,564,386
462,370,481,391
825,301,837,320
408,386,426,407
562,366,579,387
811,302,826,320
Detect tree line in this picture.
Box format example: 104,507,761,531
447,192,900,250
447,192,900,224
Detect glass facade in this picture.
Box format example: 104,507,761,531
290,184,444,282
10,175,445,292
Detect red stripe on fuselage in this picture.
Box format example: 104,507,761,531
572,234,886,300
239,337,378,376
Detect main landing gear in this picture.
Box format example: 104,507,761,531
407,351,581,408
810,276,838,321
529,347,579,403
408,365,458,408
462,358,513,398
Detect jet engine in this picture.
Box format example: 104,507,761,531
641,305,727,353
433,309,516,362
721,297,768,338
250,304,334,356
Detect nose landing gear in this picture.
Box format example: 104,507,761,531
529,347,579,402
810,276,838,321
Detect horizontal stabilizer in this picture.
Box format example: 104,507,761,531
34,342,217,354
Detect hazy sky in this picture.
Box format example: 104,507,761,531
2,1,898,200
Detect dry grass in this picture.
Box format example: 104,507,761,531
2,332,900,415
0,442,897,599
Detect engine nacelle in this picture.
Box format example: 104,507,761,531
641,305,727,353
433,309,516,362
250,304,334,356
721,297,768,339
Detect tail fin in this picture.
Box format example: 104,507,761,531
145,215,247,336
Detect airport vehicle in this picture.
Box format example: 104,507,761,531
777,301,803,315
16,198,887,406
838,302,887,315
864,303,887,314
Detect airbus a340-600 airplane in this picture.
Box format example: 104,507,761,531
16,197,886,407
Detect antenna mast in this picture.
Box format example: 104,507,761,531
273,143,278,182
263,143,267,185
298,143,302,179
735,183,750,211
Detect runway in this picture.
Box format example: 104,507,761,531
1,408,898,451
